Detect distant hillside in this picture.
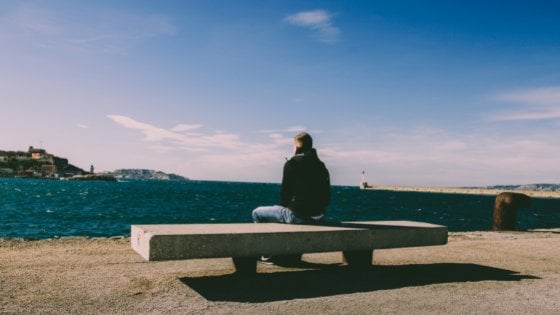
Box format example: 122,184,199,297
110,169,189,181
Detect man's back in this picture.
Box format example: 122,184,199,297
281,148,330,217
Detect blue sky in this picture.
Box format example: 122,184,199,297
1,1,560,186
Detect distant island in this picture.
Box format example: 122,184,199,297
0,147,188,181
108,169,189,181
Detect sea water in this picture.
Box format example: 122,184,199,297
0,178,558,239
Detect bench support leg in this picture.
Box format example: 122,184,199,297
343,250,373,268
232,257,257,274
273,254,302,266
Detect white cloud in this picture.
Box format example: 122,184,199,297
284,10,341,43
489,86,560,121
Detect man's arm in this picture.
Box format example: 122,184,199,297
280,160,294,207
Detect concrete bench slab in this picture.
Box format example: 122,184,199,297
131,221,447,272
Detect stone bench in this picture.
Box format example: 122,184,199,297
131,220,448,273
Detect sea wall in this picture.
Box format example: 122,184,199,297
364,185,560,198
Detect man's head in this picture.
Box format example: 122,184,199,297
294,132,313,153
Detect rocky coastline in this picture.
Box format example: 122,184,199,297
67,174,118,182
0,147,189,182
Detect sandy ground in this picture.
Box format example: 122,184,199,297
1,231,560,314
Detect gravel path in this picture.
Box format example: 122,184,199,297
1,231,559,314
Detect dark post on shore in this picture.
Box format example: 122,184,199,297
493,192,531,231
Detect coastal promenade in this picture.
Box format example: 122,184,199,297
364,185,560,198
1,231,559,314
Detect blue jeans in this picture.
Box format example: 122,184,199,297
252,205,322,224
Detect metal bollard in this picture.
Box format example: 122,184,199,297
492,192,531,231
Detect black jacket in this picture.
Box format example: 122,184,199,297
280,149,330,217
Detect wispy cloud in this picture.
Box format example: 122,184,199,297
1,4,176,55
107,114,302,181
107,115,241,150
105,114,560,185
67,13,176,55
489,86,560,121
171,124,203,132
9,5,60,34
259,126,307,134
107,114,310,158
284,9,341,43
320,125,560,186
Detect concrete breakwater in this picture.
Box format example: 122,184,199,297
363,185,560,198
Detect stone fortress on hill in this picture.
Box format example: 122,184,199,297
0,146,85,179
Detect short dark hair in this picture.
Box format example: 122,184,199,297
294,132,313,151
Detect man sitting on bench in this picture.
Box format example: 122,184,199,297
252,132,331,263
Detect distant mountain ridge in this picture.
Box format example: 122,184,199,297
109,169,189,181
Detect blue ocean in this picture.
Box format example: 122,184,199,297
1,178,558,239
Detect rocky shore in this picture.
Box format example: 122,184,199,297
1,231,559,314
67,174,118,182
